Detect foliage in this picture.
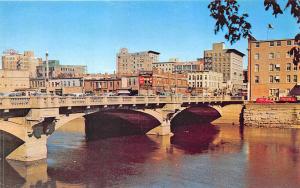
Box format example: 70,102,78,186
208,0,300,65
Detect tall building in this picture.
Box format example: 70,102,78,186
248,38,298,100
204,43,244,94
36,60,87,79
2,49,42,78
116,48,160,76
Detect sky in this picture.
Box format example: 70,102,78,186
0,1,298,73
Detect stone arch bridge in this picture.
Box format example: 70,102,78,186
0,95,243,162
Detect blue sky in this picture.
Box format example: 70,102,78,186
0,1,298,73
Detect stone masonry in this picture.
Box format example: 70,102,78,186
244,103,300,128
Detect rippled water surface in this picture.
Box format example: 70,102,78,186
1,118,300,188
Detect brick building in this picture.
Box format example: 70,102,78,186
84,75,121,95
138,68,188,95
248,38,298,100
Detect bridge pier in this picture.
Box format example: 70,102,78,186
146,119,171,136
138,104,185,136
1,111,85,162
6,135,48,162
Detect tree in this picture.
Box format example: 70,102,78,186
208,0,300,65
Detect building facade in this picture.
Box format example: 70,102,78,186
174,59,204,73
153,59,204,73
36,60,87,79
153,61,175,73
204,43,244,94
138,68,188,95
84,78,121,95
248,38,298,100
0,70,30,93
30,78,83,95
187,71,223,95
116,48,160,75
2,49,42,78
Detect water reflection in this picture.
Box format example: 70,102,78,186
1,118,300,187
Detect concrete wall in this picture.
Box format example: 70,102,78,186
244,103,300,128
212,104,243,125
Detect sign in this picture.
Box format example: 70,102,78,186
139,76,145,85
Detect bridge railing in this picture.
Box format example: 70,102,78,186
0,95,243,110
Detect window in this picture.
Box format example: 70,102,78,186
274,76,280,83
269,53,275,59
255,42,260,47
287,75,291,83
269,75,274,83
254,64,259,72
287,63,291,71
255,76,259,83
254,53,259,60
287,40,292,45
294,75,298,83
270,41,274,46
269,64,274,71
275,64,280,71
277,41,281,46
294,65,298,71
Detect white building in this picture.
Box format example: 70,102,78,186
188,71,223,95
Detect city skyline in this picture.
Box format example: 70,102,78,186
0,1,298,73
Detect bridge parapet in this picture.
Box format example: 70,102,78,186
0,95,243,110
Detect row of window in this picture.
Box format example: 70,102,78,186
254,63,298,72
189,81,220,88
254,75,298,84
254,40,295,47
254,52,292,60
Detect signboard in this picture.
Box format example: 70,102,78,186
139,76,145,85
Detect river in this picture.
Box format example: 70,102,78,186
1,117,300,188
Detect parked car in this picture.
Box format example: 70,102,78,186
255,97,274,104
278,96,297,103
8,92,25,97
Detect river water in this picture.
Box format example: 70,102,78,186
1,118,300,188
